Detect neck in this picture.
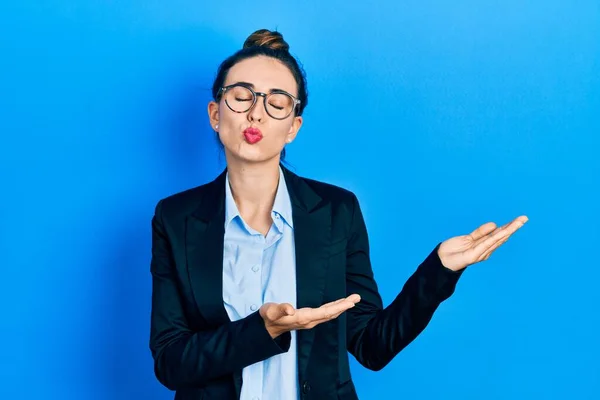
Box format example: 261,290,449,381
225,156,281,214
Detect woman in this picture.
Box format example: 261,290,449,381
149,29,528,400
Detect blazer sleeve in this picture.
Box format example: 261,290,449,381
344,194,464,371
149,200,291,390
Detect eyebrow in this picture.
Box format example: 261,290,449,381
229,81,290,94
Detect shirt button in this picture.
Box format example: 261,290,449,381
250,304,258,311
252,265,260,272
302,381,311,394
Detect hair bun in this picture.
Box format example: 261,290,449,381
243,29,290,52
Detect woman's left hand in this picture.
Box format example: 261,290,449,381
438,215,529,271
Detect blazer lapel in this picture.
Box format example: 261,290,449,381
186,169,230,326
186,169,246,396
282,166,332,382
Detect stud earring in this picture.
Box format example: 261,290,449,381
215,124,219,131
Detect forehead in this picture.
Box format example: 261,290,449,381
225,56,298,95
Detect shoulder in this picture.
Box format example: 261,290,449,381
153,171,225,222
297,175,358,206
155,185,206,215
289,171,367,238
285,168,361,222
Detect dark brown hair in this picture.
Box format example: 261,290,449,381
212,29,308,117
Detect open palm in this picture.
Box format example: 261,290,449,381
438,215,528,271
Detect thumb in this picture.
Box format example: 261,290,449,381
280,303,295,316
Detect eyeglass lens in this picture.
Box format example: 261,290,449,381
224,85,294,119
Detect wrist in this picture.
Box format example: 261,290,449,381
265,323,285,339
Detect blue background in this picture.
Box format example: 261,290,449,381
1,1,599,399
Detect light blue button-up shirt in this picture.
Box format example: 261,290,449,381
222,167,298,400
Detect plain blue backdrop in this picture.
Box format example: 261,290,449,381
1,1,599,399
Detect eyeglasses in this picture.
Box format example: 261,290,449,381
218,83,301,120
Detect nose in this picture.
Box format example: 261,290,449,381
247,93,267,123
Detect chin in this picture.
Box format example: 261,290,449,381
227,145,280,164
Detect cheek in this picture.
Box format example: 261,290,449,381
219,113,243,138
274,121,294,138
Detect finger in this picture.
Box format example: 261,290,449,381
319,299,357,320
328,300,360,319
469,222,497,241
346,293,361,304
470,226,511,259
266,303,295,321
502,217,528,238
479,217,528,260
515,215,529,225
264,304,279,321
295,293,363,328
302,295,361,326
472,216,529,247
304,307,353,328
298,300,354,325
473,224,505,247
326,298,360,320
472,218,527,258
479,235,509,261
320,294,361,309
320,297,350,308
280,303,296,316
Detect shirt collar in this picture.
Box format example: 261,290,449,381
224,173,240,229
224,166,294,229
272,166,294,228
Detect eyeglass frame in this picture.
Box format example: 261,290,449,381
217,83,301,120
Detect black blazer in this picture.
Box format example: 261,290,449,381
149,165,464,400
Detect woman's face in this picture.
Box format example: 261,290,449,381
208,56,303,165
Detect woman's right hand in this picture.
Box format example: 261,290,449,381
259,294,361,339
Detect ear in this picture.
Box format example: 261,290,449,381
208,100,220,131
285,116,303,144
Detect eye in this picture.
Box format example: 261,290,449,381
268,103,284,110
